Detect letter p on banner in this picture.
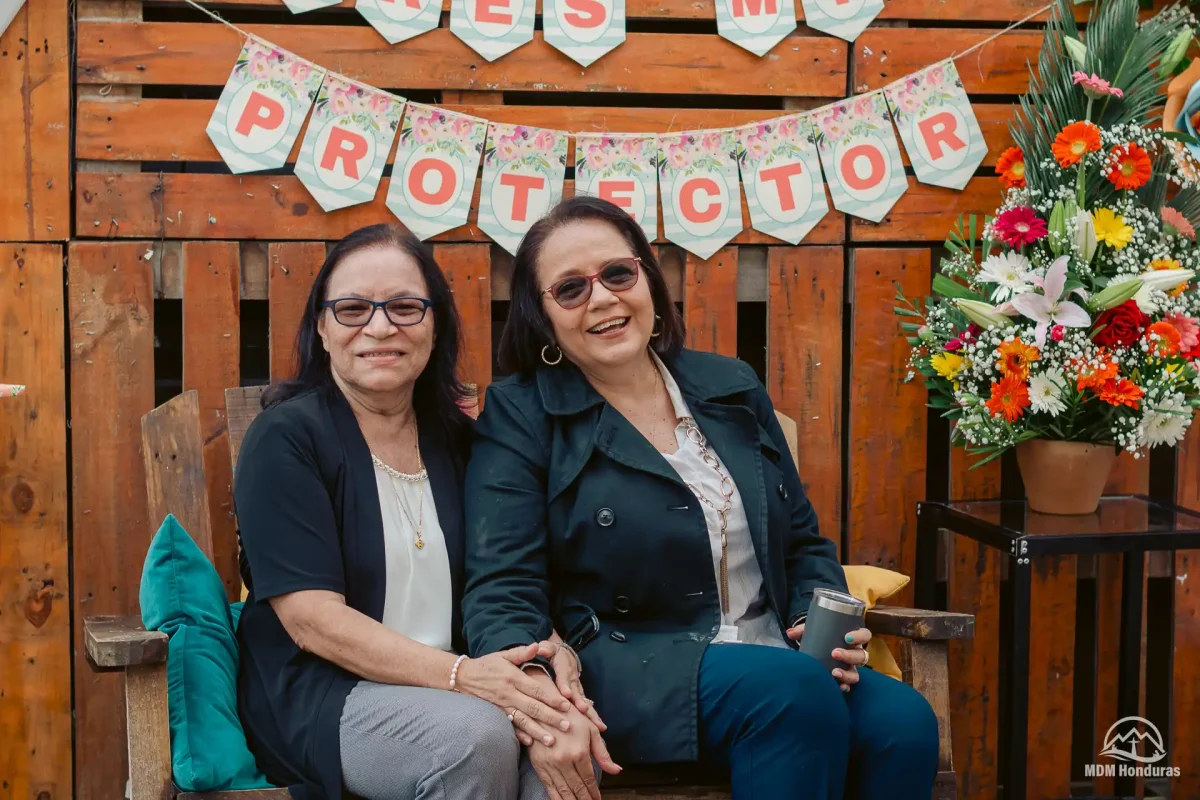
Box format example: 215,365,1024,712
207,37,326,174
884,60,986,190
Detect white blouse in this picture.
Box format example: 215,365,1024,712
652,354,789,649
373,463,454,652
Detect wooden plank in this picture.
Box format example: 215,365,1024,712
1025,555,1077,800
69,240,156,800
0,245,71,799
684,248,737,358
84,616,168,668
908,640,953,770
1094,455,1149,798
1174,423,1200,800
77,24,847,97
183,241,242,599
226,386,267,472
847,248,929,604
947,448,1001,800
434,244,492,399
0,0,70,240
142,391,214,560
850,177,1002,242
125,663,173,800
765,246,842,558
74,172,847,245
852,29,1042,95
268,242,325,383
76,98,1016,168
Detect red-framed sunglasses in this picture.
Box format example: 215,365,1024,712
541,257,642,310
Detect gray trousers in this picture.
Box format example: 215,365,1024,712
339,680,552,800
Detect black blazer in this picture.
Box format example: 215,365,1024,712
234,384,471,799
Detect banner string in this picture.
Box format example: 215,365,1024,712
180,0,1054,140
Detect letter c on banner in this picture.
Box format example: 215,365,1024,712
914,109,969,170
680,177,723,224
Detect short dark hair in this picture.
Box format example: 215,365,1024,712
263,223,471,441
498,196,685,374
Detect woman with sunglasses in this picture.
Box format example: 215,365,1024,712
233,224,609,799
462,197,938,800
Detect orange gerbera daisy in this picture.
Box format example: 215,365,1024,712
1097,378,1144,409
1149,257,1190,296
986,374,1031,422
996,147,1026,188
1106,143,1153,190
1076,354,1119,391
1145,321,1183,356
1052,121,1102,167
996,339,1040,380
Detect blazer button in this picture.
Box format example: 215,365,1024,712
778,484,788,500
610,631,627,643
614,596,631,614
596,508,616,527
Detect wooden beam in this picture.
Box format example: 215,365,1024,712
684,248,738,358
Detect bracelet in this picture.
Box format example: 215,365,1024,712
449,654,469,692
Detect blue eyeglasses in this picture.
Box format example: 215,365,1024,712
322,296,433,327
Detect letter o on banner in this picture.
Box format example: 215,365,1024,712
813,0,865,19
754,160,811,224
912,107,969,170
836,135,890,203
228,84,291,155
558,0,612,42
403,151,464,218
590,176,645,222
315,123,374,191
673,175,728,237
467,0,522,35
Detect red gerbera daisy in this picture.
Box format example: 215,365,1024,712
993,206,1048,248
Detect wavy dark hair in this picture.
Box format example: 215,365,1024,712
263,223,471,439
498,196,685,374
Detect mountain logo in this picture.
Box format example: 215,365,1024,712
1099,716,1167,764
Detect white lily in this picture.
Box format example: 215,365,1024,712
1009,256,1092,346
1109,269,1196,314
956,298,1017,330
1074,210,1098,263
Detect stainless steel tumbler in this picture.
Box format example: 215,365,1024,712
796,587,867,671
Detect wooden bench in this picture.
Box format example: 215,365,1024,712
85,387,974,800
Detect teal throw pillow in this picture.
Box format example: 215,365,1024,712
139,514,270,792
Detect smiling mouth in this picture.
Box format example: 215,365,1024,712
588,317,630,334
359,350,404,358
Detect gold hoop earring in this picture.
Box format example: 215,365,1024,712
650,314,663,338
541,344,563,366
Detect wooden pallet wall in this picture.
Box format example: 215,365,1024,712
54,1,1200,799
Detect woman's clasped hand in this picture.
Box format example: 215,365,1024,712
784,623,873,692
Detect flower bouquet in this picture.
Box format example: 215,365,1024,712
896,0,1200,514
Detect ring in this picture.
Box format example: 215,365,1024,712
508,712,515,722
862,648,870,665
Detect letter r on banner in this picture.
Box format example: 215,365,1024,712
598,179,637,217
320,127,369,180
681,177,722,223
758,162,804,211
501,172,546,221
840,143,886,191
235,91,285,137
917,111,966,161
408,158,457,205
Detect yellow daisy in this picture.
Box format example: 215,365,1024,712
930,352,965,390
1093,208,1133,249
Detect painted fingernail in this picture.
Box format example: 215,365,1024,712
560,720,571,731
832,669,842,679
844,633,854,643
544,735,554,745
842,685,850,693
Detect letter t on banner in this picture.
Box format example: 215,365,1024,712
884,59,987,190
451,0,535,61
813,92,908,222
477,124,569,255
715,0,796,57
206,37,326,174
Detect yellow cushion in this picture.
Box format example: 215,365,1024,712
841,565,908,681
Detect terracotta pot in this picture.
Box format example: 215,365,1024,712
1015,439,1117,515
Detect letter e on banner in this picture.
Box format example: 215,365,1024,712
316,125,373,189
913,108,969,170
228,84,291,155
402,151,464,218
836,136,889,202
755,160,812,224
560,0,612,41
673,175,728,236
493,168,550,232
727,0,780,33
469,0,520,33
592,176,644,221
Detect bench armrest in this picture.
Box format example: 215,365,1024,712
85,615,168,669
865,606,975,640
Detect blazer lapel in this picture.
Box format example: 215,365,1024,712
593,404,687,488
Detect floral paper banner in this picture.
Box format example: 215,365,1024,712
575,134,659,243
477,124,569,255
884,60,986,191
450,0,535,61
0,384,24,398
282,0,340,12
658,130,743,259
800,0,883,42
385,104,488,240
736,114,828,245
544,0,626,67
294,75,404,212
356,0,441,44
206,37,325,174
814,92,908,223
715,0,797,57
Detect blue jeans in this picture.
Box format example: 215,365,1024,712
697,644,938,800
